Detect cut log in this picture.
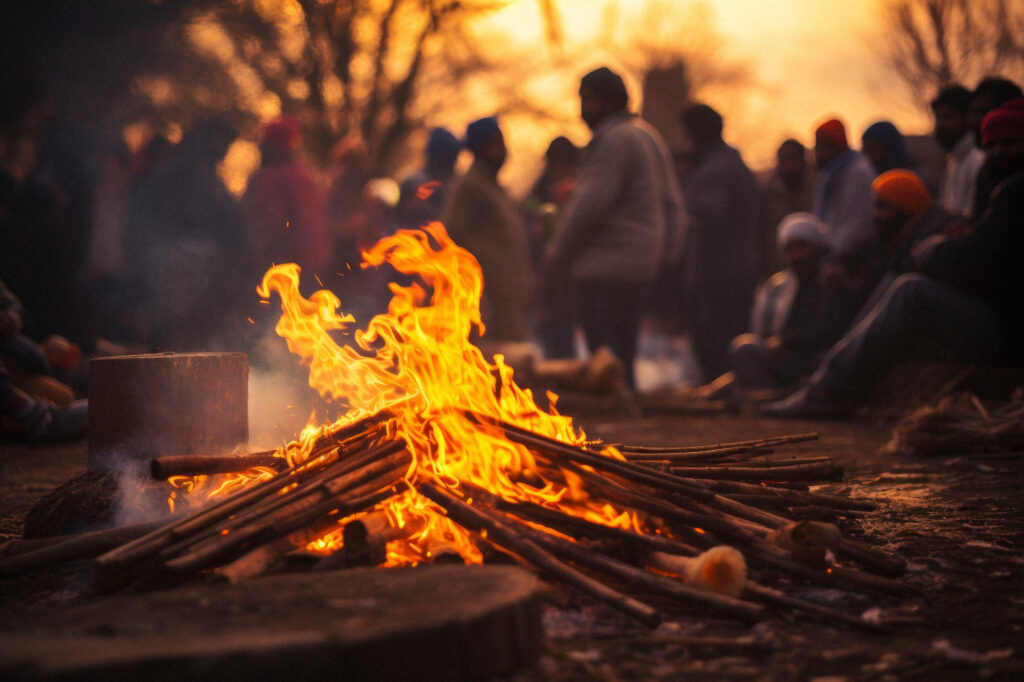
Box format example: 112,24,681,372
88,353,248,471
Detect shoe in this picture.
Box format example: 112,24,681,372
761,387,851,420
20,398,88,442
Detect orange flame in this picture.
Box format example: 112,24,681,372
183,222,636,564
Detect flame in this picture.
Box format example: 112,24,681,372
182,222,636,564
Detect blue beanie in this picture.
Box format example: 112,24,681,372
464,117,502,152
426,127,461,164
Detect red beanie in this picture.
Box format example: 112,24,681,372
815,119,849,151
981,98,1024,147
261,116,301,155
872,169,931,214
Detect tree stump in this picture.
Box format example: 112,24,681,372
88,353,248,471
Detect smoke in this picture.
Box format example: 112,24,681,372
246,324,330,450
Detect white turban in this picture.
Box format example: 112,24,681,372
776,212,830,250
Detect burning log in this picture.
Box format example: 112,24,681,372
418,482,663,627
150,451,285,479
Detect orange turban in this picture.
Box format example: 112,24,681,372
872,169,931,214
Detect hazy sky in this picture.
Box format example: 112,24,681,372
485,0,931,175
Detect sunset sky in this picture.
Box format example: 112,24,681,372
480,0,933,185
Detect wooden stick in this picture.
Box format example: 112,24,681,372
94,427,391,588
163,450,409,572
150,451,284,479
744,581,886,632
489,417,716,502
619,433,820,455
668,462,844,482
462,483,704,557
418,482,663,627
487,505,765,621
675,477,877,511
0,520,165,577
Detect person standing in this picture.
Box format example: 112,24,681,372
441,117,534,343
679,103,760,382
543,67,685,389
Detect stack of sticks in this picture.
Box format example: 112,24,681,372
2,411,907,629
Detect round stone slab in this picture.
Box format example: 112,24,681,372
0,565,542,681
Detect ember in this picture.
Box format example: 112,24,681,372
86,223,905,626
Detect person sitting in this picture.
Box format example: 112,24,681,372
855,169,963,315
763,100,1024,419
698,213,861,400
1,279,87,442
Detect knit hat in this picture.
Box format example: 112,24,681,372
872,169,931,214
464,117,502,153
426,127,461,164
261,116,301,155
815,119,849,151
776,212,830,250
980,98,1024,147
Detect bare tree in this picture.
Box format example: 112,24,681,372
879,0,1024,104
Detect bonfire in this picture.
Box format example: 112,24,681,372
2,223,906,628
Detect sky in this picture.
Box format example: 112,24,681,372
482,0,932,177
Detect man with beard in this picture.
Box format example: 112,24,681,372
931,84,985,218
764,99,1024,418
543,67,685,389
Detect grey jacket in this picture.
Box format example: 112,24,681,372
547,113,686,283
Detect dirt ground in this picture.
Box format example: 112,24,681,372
1,407,1023,680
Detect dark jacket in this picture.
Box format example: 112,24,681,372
918,170,1024,355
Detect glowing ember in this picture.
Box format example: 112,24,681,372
176,222,635,566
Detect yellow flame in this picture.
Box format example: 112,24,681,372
185,222,637,564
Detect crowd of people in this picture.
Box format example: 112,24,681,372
2,66,1022,441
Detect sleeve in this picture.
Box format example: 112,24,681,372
546,132,630,268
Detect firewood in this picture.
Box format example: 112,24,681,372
150,451,284,479
619,432,820,456
500,513,764,621
0,520,165,577
418,482,663,628
162,450,410,572
668,461,845,482
94,424,394,590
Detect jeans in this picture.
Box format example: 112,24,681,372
811,274,1005,398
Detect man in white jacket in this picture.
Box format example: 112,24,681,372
543,66,686,389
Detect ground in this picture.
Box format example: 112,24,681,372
1,408,1023,681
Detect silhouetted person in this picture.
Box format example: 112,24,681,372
543,67,685,388
967,77,1023,219
861,120,916,176
758,139,814,281
812,118,875,261
242,116,330,285
679,103,760,382
523,136,580,358
131,117,246,351
395,127,461,230
931,84,983,218
441,117,533,342
1,121,96,349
